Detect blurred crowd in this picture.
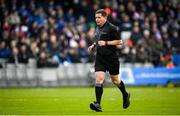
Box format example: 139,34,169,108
0,0,179,68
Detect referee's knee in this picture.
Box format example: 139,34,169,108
112,79,120,85
112,81,119,85
96,79,104,84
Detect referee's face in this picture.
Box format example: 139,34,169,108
95,13,107,27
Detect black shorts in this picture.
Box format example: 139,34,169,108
95,54,119,75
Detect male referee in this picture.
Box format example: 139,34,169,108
88,9,130,112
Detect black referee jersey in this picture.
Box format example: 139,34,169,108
95,21,120,56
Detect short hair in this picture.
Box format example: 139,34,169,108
95,9,107,17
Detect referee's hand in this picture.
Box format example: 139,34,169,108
88,44,95,54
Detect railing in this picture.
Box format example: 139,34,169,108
0,63,94,87
0,58,155,87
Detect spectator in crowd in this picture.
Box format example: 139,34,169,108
0,41,11,58
18,44,29,64
37,51,58,68
0,0,179,68
136,44,149,63
78,32,89,63
8,47,18,64
130,22,142,45
30,41,39,58
170,30,180,51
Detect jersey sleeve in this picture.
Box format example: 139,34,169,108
110,26,121,40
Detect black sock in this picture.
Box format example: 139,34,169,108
95,83,103,104
116,81,128,97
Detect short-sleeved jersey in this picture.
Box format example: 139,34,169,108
95,21,120,56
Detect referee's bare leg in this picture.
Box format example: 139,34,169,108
110,74,130,109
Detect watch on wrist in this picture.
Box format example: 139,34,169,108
105,41,108,46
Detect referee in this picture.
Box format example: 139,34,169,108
88,9,130,112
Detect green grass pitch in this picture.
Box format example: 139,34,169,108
0,87,180,115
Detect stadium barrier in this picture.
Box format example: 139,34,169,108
0,63,180,87
121,67,180,85
0,63,93,87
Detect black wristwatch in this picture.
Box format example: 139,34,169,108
105,41,108,46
